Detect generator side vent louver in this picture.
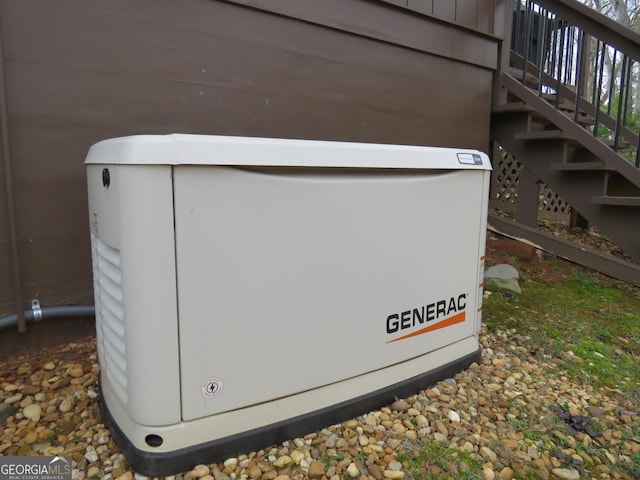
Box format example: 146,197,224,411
92,235,128,406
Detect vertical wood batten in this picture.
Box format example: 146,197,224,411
0,8,25,332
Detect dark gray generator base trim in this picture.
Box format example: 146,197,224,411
99,347,482,477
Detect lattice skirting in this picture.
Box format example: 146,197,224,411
490,145,571,222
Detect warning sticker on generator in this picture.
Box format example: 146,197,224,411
201,377,223,399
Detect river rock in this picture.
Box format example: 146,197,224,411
447,410,461,423
59,396,75,413
551,468,580,480
22,404,41,420
3,395,21,405
272,455,292,468
390,399,410,412
190,464,210,478
382,470,404,479
345,463,359,478
481,446,498,462
308,460,325,479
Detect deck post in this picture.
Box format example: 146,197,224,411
515,167,540,228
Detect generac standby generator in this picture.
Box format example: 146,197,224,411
85,134,491,476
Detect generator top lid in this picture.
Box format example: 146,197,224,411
85,134,491,170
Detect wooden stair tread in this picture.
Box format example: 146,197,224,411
600,138,631,149
514,130,570,141
512,129,630,150
491,102,534,114
506,66,539,86
560,110,594,127
551,162,614,171
540,92,587,112
592,196,640,206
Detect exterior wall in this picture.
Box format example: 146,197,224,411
0,0,502,322
385,0,498,34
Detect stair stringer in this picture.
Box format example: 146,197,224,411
491,79,640,262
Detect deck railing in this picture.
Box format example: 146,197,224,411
510,0,640,167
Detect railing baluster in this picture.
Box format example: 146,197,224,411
514,0,523,56
607,49,617,117
614,55,627,152
564,26,571,85
591,39,601,107
568,26,577,86
523,0,533,84
622,57,632,127
556,21,565,108
538,8,549,95
536,5,545,68
575,29,586,124
594,41,606,139
549,15,559,93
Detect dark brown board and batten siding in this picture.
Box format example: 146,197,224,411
387,0,497,34
0,0,503,325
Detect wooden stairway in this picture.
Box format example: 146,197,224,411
491,72,640,265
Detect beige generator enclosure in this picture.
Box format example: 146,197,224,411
85,134,491,475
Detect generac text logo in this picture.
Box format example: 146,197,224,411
386,294,466,344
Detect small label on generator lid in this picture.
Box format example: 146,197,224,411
457,153,484,165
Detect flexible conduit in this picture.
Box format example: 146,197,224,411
0,11,26,332
0,305,95,331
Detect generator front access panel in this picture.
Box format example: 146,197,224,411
85,134,491,476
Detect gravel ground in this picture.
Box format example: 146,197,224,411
1,323,639,480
